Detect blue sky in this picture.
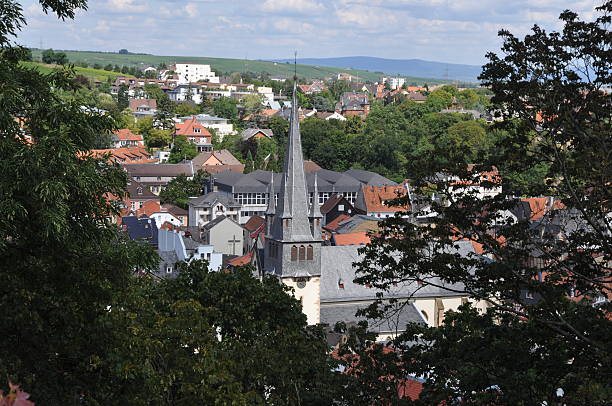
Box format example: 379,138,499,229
17,0,599,65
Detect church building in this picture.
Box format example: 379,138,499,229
261,81,488,332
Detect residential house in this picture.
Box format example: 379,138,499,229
157,227,222,278
128,98,157,112
320,193,360,225
200,215,245,256
167,84,204,104
191,149,244,174
243,215,266,254
240,128,273,141
149,204,189,228
192,114,234,139
175,117,212,152
188,191,242,227
123,162,195,195
316,111,346,121
355,185,409,218
126,178,160,211
89,147,154,164
111,129,144,148
121,216,158,247
337,92,370,118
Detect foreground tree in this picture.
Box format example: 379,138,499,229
0,1,159,402
355,3,611,405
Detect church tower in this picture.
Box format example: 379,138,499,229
264,79,322,324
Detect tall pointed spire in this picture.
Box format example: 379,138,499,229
309,172,322,219
271,61,314,241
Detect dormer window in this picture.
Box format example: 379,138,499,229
137,187,143,195
194,128,201,134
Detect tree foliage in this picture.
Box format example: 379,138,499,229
353,3,612,405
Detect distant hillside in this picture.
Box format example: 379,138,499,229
273,56,482,83
29,49,452,85
21,61,131,82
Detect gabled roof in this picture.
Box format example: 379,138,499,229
227,251,254,267
162,203,188,215
320,194,347,214
90,147,153,164
188,191,241,208
359,185,408,213
244,215,265,232
121,216,158,246
175,117,212,137
323,214,352,232
201,214,242,231
113,129,144,142
126,179,159,200
335,214,381,234
240,128,273,140
128,98,157,111
192,149,242,167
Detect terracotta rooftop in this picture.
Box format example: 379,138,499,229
175,116,212,137
113,129,144,142
244,215,265,233
323,214,352,232
227,251,253,267
360,185,408,213
333,232,371,246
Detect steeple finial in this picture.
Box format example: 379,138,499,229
266,173,275,216
309,172,322,219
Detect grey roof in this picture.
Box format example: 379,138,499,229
320,301,425,334
188,191,241,208
123,163,194,178
344,169,398,186
241,128,273,140
334,214,380,234
122,216,158,246
209,168,395,195
320,245,468,303
195,113,229,122
201,214,242,231
157,250,179,278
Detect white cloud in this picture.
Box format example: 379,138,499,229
184,3,199,18
262,0,324,13
106,0,147,12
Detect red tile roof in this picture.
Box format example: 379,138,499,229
333,232,371,246
113,129,144,142
89,147,155,164
361,185,408,213
175,117,212,137
324,214,352,232
244,215,265,233
227,252,254,267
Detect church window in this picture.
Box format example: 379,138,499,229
306,245,313,260
299,245,306,261
291,246,297,261
338,279,344,289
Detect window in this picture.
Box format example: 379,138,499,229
291,246,298,261
338,279,344,289
166,267,173,274
137,187,143,195
130,201,136,210
194,128,201,134
139,201,144,209
307,245,313,260
299,245,306,261
338,204,344,211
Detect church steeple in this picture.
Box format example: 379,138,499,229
271,79,314,242
264,71,322,279
265,173,275,235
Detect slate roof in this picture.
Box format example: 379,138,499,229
157,250,179,278
126,179,159,200
344,169,398,186
320,194,345,214
320,245,469,303
320,301,425,335
201,215,242,231
241,128,273,140
123,163,194,178
188,192,241,208
121,216,158,246
334,214,381,234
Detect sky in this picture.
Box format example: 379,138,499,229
17,0,600,65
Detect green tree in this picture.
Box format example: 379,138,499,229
0,1,158,403
212,96,238,122
243,93,265,116
41,48,54,63
53,51,67,65
355,3,612,405
103,63,113,71
243,150,255,173
116,83,129,111
330,79,352,99
168,134,197,163
159,172,205,208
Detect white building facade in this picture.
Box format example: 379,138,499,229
174,63,220,85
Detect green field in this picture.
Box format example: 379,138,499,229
21,61,132,82
29,49,450,85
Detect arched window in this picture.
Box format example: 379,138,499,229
306,245,313,260
291,246,297,261
298,245,306,261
